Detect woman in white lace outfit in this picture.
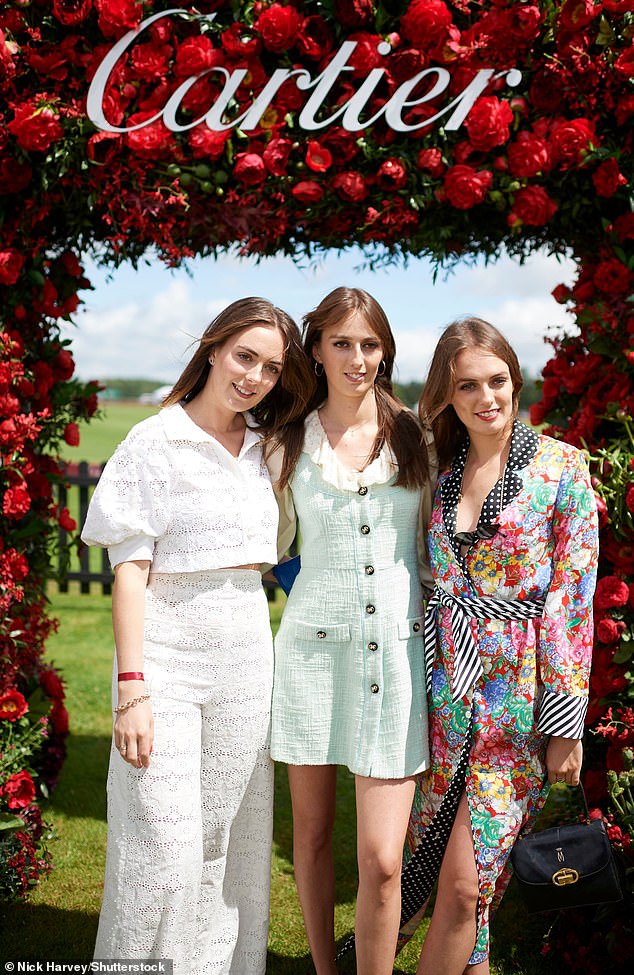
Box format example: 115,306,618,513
81,298,313,975
268,288,433,975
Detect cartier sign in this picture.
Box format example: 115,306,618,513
87,8,522,137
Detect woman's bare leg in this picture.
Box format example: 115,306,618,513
355,775,417,975
416,793,480,975
287,764,338,975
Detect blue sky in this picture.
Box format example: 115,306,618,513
63,245,578,387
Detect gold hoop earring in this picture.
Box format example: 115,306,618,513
314,362,324,377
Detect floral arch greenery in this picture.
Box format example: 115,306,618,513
1,0,633,966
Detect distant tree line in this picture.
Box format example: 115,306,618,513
100,374,541,414
394,370,541,415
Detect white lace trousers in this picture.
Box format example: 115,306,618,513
94,570,274,975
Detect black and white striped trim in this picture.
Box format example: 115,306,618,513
537,689,588,739
424,587,546,701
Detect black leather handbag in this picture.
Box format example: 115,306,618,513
510,783,623,914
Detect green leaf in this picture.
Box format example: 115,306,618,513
0,814,24,832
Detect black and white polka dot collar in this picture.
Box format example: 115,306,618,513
441,419,539,547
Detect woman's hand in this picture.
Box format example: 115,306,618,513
114,696,154,768
546,736,583,786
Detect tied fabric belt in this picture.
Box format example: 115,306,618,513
424,588,546,702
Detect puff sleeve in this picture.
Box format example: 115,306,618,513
536,448,598,739
81,428,171,569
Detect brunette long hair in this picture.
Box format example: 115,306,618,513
276,287,429,490
162,297,315,439
419,317,523,471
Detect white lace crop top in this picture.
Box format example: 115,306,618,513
81,404,279,571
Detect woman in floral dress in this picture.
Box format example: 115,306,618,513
403,317,598,975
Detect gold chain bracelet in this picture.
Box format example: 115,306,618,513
114,694,150,714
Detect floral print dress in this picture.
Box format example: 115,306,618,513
404,421,598,964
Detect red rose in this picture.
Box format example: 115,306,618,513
221,23,261,59
528,401,548,426
615,46,634,79
511,186,557,227
615,212,634,242
551,284,571,304
0,689,28,722
174,36,218,78
443,165,493,209
305,140,333,173
255,3,302,52
321,128,359,165
507,131,550,177
263,138,293,176
593,257,632,295
2,770,35,810
39,667,65,701
50,701,69,736
0,249,24,286
188,127,228,161
3,483,31,519
59,252,83,278
333,0,374,28
560,0,602,30
52,0,92,25
346,32,384,77
595,575,630,610
596,618,625,644
332,171,368,202
376,158,408,191
130,42,172,81
549,118,596,169
296,15,334,60
417,148,445,178
464,97,513,152
94,0,142,38
233,152,267,185
592,158,627,198
63,422,80,447
58,507,77,532
400,0,453,50
125,114,174,159
291,180,324,204
626,484,634,514
8,100,64,153
53,349,75,381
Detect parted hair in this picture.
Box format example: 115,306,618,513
276,287,429,491
162,296,315,440
419,317,523,471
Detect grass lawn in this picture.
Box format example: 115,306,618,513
64,401,159,464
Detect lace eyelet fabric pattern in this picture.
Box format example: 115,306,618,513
95,570,274,974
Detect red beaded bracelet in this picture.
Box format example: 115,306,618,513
118,672,145,682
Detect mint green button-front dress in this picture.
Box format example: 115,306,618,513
271,411,430,779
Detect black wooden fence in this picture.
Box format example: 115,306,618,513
56,461,113,594
55,462,283,598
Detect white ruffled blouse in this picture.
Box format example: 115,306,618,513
81,403,279,571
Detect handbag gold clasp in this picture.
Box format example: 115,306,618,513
552,868,579,886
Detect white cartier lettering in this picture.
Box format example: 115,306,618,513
86,8,522,137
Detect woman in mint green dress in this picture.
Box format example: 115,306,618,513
269,287,432,975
